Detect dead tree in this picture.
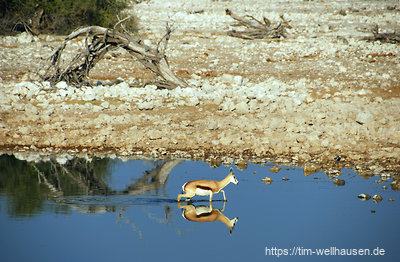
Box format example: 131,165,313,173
362,24,400,44
225,9,291,40
42,23,188,89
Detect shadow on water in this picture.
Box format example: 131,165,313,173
0,153,399,262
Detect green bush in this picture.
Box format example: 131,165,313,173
0,0,137,35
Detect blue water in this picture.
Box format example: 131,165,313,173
0,155,399,262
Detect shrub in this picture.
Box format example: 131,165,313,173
0,0,137,35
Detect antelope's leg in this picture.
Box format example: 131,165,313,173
177,193,194,202
178,202,189,209
177,194,182,202
221,190,227,201
221,200,226,211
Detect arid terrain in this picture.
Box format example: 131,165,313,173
1,0,400,175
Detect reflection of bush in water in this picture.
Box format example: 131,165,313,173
0,155,113,217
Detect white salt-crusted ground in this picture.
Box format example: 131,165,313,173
0,0,399,174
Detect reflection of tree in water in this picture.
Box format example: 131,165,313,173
123,159,183,195
37,157,113,196
0,155,113,217
0,155,183,217
0,155,187,240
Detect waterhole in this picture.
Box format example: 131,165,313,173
0,154,399,261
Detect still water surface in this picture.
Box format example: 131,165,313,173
0,154,399,261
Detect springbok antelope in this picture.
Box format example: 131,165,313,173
178,202,239,235
177,168,238,202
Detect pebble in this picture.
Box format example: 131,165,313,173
303,163,317,176
235,101,249,114
137,101,154,110
220,136,233,146
356,112,373,125
235,159,247,170
269,166,281,174
333,178,345,186
56,81,69,90
372,194,383,203
261,177,272,184
27,104,40,114
19,126,31,135
100,101,110,109
12,102,25,111
147,130,162,140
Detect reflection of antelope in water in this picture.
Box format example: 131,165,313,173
178,201,238,235
177,168,238,202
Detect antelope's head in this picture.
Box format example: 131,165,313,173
229,217,239,235
229,168,238,185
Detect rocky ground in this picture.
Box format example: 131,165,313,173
0,0,400,176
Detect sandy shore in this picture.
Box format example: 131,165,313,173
1,0,399,175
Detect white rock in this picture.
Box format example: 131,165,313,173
55,154,73,165
356,112,373,125
321,139,329,147
207,120,219,130
220,136,232,145
235,101,249,114
12,102,25,111
147,130,162,140
143,39,152,46
58,89,68,98
233,75,243,86
16,32,35,43
19,126,31,135
25,104,39,115
293,98,303,106
93,105,102,112
14,152,42,162
307,131,320,145
220,99,235,111
118,103,131,111
85,103,93,110
100,101,110,109
221,74,243,86
137,101,154,110
186,96,200,106
56,81,69,90
83,88,96,101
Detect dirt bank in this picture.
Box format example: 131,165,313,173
0,0,399,175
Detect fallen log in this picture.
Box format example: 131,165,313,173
225,9,291,40
41,22,188,89
362,24,400,44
